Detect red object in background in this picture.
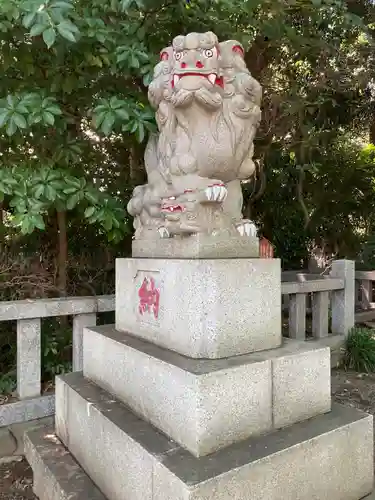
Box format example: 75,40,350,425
138,277,160,319
259,237,274,258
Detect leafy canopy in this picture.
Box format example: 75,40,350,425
0,0,373,253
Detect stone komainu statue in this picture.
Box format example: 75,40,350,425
128,31,262,247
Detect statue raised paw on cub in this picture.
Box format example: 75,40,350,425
128,31,262,247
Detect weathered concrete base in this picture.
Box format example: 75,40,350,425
0,416,54,463
132,234,260,259
24,426,106,500
116,258,281,358
83,325,331,456
50,372,373,500
0,394,55,427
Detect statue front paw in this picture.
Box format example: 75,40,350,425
158,226,170,239
204,183,227,203
236,220,257,238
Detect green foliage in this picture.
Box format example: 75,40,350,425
343,327,375,373
251,136,375,267
0,318,73,396
0,371,16,395
41,319,72,377
0,166,126,241
0,0,373,266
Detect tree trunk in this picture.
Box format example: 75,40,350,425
56,210,68,297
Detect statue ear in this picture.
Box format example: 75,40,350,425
232,44,244,57
219,40,245,60
160,50,169,61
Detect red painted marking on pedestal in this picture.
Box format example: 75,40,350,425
259,237,274,259
138,277,160,319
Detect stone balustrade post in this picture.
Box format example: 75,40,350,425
330,260,355,337
17,318,41,399
72,313,97,371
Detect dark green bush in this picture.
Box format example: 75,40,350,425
343,327,375,373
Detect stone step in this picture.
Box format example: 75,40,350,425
53,371,373,500
82,324,331,457
24,425,107,500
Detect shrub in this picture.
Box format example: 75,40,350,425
343,327,375,373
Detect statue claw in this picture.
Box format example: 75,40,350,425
236,220,257,238
158,227,170,239
204,183,227,203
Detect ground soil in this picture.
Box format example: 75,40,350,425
1,368,375,499
0,459,35,500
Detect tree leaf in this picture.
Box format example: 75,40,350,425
50,1,74,9
43,27,56,48
57,20,78,42
31,214,46,230
66,193,80,210
0,110,9,127
84,206,96,218
115,108,129,121
100,112,115,135
45,105,62,115
22,12,36,29
85,190,100,204
6,118,17,136
13,113,27,129
130,53,140,68
45,185,57,201
42,111,55,125
34,184,45,198
29,23,48,37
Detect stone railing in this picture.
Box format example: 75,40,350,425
355,270,375,320
0,259,356,428
281,260,354,341
0,295,114,427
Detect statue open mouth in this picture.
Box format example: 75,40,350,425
161,204,185,213
172,73,224,88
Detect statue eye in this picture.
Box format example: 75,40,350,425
204,49,214,58
174,51,183,61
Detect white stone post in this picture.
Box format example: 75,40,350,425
17,318,41,399
312,291,329,338
330,260,355,336
289,294,306,340
360,279,372,309
72,313,97,371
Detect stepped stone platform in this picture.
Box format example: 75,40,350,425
26,372,373,500
25,257,375,499
82,325,331,456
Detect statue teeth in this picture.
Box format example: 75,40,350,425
173,75,179,86
208,74,216,85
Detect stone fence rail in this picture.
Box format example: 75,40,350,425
0,295,114,428
0,259,369,429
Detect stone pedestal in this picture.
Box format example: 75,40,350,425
116,258,282,358
25,257,374,500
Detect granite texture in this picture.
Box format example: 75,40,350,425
115,258,281,358
331,259,355,336
72,313,97,372
272,347,331,428
55,374,177,500
0,295,114,321
17,318,41,399
83,325,272,457
83,326,331,456
24,426,107,500
132,234,260,259
0,394,55,427
51,372,373,500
